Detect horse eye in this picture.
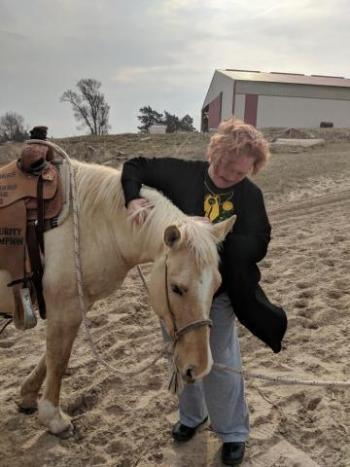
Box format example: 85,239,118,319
171,284,184,296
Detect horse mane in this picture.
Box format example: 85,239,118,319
73,160,125,215
138,187,220,267
73,160,220,267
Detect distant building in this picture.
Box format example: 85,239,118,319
149,124,167,134
201,69,350,130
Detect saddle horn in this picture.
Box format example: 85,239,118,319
19,126,54,174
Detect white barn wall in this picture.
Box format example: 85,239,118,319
257,95,350,128
203,71,234,120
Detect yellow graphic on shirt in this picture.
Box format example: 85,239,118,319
204,195,220,222
204,193,234,223
222,200,234,212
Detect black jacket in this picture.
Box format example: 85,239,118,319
121,157,287,353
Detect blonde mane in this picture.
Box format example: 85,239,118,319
73,160,125,216
73,160,220,267
139,188,220,267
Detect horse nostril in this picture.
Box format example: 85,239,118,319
184,366,195,383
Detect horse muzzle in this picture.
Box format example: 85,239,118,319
182,366,196,384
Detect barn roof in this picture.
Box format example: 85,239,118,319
219,69,350,89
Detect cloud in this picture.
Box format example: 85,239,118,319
0,29,27,39
112,62,206,84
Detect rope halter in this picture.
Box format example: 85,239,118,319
163,254,212,393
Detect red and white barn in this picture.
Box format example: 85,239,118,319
201,69,350,130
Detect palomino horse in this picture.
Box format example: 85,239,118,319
0,159,235,436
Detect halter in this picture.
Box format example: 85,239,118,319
163,254,213,345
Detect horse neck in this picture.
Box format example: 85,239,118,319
74,161,186,266
124,187,187,264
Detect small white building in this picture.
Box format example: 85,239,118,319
201,69,350,130
149,124,167,134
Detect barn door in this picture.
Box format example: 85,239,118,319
244,94,258,126
208,93,223,130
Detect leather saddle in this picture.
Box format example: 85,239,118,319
0,141,64,329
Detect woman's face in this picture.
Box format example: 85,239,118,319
208,152,254,188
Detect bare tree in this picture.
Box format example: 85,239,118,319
0,112,29,142
61,79,111,135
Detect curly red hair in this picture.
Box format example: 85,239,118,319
207,118,269,175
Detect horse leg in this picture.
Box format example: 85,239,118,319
38,303,82,435
18,353,47,413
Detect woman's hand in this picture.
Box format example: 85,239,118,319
127,198,154,225
190,216,210,224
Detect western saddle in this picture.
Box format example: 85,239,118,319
0,127,65,330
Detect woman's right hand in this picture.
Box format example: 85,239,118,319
127,198,154,225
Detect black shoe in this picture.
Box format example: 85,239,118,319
172,416,208,442
221,442,245,466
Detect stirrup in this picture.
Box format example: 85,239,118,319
20,288,37,330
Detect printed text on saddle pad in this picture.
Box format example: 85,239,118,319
0,160,58,208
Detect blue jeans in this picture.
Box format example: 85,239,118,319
164,292,250,443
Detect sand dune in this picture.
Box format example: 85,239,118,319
1,137,350,466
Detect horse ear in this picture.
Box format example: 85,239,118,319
211,215,236,243
164,225,181,248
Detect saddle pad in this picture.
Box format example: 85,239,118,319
0,200,27,281
0,160,58,208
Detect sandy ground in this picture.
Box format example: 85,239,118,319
1,137,350,466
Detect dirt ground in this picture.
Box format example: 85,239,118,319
1,132,350,466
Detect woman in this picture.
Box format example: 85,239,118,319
121,118,287,466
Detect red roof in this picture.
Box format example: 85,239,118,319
220,69,350,88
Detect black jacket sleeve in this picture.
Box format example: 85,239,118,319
221,182,287,353
121,157,190,206
224,182,271,264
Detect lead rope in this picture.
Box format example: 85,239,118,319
213,363,350,388
137,243,350,389
68,137,350,390
25,141,350,390
26,140,168,377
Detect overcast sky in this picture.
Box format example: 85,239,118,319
1,0,349,137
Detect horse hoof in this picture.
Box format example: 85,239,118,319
16,401,38,414
18,405,38,415
54,423,75,439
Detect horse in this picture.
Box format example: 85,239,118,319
0,159,235,436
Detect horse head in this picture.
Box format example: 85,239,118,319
149,215,236,383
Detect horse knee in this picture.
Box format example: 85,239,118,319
46,312,82,352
